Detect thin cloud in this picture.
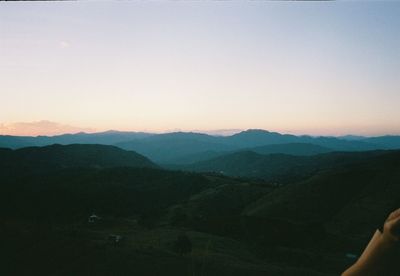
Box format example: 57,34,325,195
0,121,95,136
59,41,71,49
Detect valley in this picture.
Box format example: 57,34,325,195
1,137,400,275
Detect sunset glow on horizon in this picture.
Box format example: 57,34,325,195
1,1,399,137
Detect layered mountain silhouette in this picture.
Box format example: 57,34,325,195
177,150,389,183
0,130,152,149
2,129,400,165
116,129,398,163
116,132,236,163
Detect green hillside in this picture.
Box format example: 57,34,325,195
244,151,400,241
0,144,158,174
249,143,332,156
180,150,388,183
1,145,400,275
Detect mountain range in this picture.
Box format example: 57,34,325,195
2,129,400,164
0,130,152,149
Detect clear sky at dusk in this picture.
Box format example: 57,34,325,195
1,1,399,136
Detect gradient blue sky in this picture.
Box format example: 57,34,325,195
1,1,399,136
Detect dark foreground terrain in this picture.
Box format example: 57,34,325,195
1,144,400,275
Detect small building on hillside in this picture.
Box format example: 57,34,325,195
88,213,101,223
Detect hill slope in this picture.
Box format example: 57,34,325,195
0,167,223,220
244,150,400,241
116,132,236,163
362,135,400,149
0,144,158,174
180,150,390,183
248,143,332,156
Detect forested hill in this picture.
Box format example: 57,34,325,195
178,150,391,183
0,144,158,174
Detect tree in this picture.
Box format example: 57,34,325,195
173,233,192,256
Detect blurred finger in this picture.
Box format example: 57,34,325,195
387,217,400,238
392,217,400,237
388,208,400,221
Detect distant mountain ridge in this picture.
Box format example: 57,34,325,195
2,129,400,164
0,130,153,149
116,129,397,163
164,143,331,165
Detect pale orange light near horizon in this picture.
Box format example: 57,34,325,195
1,2,399,137
1,119,399,137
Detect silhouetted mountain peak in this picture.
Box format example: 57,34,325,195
226,129,297,147
235,129,274,135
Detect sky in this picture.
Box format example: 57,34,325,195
1,1,399,136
